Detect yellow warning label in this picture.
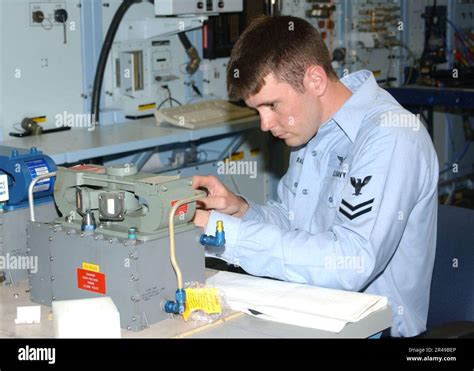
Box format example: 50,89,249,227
138,103,156,111
182,288,222,321
82,262,100,272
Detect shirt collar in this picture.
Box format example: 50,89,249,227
321,70,379,143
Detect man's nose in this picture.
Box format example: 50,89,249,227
260,113,275,132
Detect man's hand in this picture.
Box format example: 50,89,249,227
192,175,249,224
192,209,210,228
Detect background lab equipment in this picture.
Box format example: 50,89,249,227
0,146,57,284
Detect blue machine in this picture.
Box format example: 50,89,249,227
0,146,56,211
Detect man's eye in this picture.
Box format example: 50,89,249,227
269,103,277,111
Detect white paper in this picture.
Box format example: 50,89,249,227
15,306,41,325
207,271,388,333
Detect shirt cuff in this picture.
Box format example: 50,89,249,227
204,210,241,263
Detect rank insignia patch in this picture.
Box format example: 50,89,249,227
350,176,372,196
339,198,374,220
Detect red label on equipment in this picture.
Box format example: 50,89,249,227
77,268,106,294
71,164,105,173
171,201,188,215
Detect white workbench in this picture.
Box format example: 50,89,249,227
0,279,391,339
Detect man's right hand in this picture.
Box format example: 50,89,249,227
192,175,249,219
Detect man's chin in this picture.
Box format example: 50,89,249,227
284,136,302,147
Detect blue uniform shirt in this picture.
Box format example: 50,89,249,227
205,70,439,337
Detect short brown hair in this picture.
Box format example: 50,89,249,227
227,15,337,100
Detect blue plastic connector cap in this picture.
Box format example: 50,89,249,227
163,300,178,314
199,220,226,247
163,289,187,314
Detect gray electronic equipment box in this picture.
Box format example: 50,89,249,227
28,164,205,331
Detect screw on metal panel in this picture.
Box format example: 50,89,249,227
94,236,99,240
50,256,54,261
130,296,135,301
131,317,136,321
161,185,168,192
53,228,57,233
80,233,85,237
66,231,71,235
127,326,131,330
130,275,135,281
109,239,113,244
51,276,55,281
14,293,19,299
48,237,53,242
52,296,56,301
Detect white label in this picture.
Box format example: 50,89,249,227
0,174,9,202
107,199,115,215
33,166,50,193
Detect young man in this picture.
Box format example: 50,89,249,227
192,15,439,337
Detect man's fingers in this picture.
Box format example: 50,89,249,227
197,196,228,210
192,209,210,228
191,175,206,189
192,175,219,190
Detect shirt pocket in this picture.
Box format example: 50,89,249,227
326,151,351,180
319,176,347,209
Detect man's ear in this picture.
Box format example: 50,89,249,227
304,65,328,97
